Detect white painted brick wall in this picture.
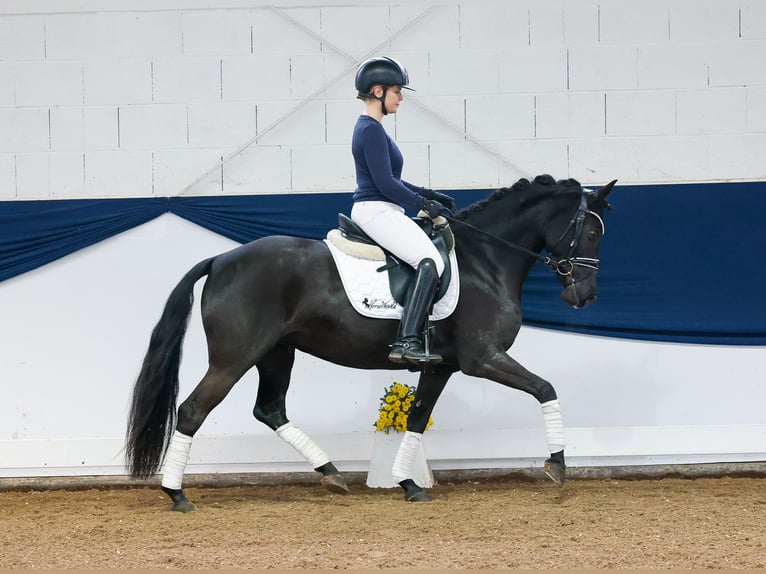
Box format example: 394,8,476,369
0,16,45,60
13,61,83,107
83,61,152,105
606,91,676,136
0,108,49,153
1,1,765,199
0,154,15,198
153,58,221,104
84,150,153,197
15,153,84,199
181,10,252,56
118,105,187,149
50,107,118,151
188,103,256,148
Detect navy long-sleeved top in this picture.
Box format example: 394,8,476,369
351,115,427,211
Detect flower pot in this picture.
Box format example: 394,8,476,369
366,431,434,488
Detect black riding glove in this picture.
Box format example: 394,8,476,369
427,190,457,213
422,200,445,219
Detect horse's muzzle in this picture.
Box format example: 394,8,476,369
560,278,597,309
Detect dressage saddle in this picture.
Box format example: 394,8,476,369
336,213,453,306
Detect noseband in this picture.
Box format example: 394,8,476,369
444,189,605,277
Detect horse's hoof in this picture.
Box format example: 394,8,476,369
544,459,566,486
405,490,433,502
320,473,350,494
171,500,197,513
399,478,432,502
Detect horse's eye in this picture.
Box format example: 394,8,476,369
588,229,601,240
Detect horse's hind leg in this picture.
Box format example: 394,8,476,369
161,365,248,512
253,344,349,495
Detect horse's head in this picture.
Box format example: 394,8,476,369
545,179,616,309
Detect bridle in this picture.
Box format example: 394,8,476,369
443,190,605,277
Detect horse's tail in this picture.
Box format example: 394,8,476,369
125,256,215,479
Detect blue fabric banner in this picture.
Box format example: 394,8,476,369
1,181,763,345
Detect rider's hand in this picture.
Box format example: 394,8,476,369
422,200,445,219
428,191,457,213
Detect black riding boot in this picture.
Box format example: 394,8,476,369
388,258,442,365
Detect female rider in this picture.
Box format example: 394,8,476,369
350,56,456,365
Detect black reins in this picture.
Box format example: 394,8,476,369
441,190,604,277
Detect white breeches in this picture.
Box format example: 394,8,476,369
351,201,445,276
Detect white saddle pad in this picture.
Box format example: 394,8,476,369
324,233,460,321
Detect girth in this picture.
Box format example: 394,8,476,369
336,213,453,306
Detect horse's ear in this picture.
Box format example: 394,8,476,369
594,179,617,208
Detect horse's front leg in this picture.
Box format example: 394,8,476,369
393,366,453,502
461,349,566,485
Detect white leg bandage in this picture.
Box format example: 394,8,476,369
276,422,330,469
541,399,565,453
392,431,423,483
161,430,193,490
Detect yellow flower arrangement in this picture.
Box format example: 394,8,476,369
374,381,434,434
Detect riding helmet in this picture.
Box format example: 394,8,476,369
355,57,413,97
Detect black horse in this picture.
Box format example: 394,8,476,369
126,174,615,511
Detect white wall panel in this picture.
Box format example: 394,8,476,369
389,5,459,52
568,137,640,183
708,134,766,180
562,0,599,44
598,0,670,44
13,61,83,107
289,54,327,100
188,103,255,148
637,137,709,182
606,91,676,136
0,64,14,105
0,15,45,61
251,8,321,55
155,148,223,196
325,99,361,145
429,141,520,189
222,55,291,101
740,2,766,39
466,94,535,140
153,58,221,104
221,145,291,194
50,107,118,151
118,104,187,150
638,44,710,89
528,1,565,45
291,144,355,191
15,152,84,199
459,2,528,49
84,150,152,197
83,61,152,105
395,96,465,144
430,50,499,95
45,13,183,60
568,46,639,91
668,0,739,41
746,87,766,131
676,88,747,135
0,108,49,153
0,154,15,198
319,6,393,57
536,92,605,138
498,46,568,93
181,10,252,56
396,142,430,187
256,100,325,146
708,41,766,87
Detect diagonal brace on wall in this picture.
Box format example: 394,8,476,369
180,4,529,196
